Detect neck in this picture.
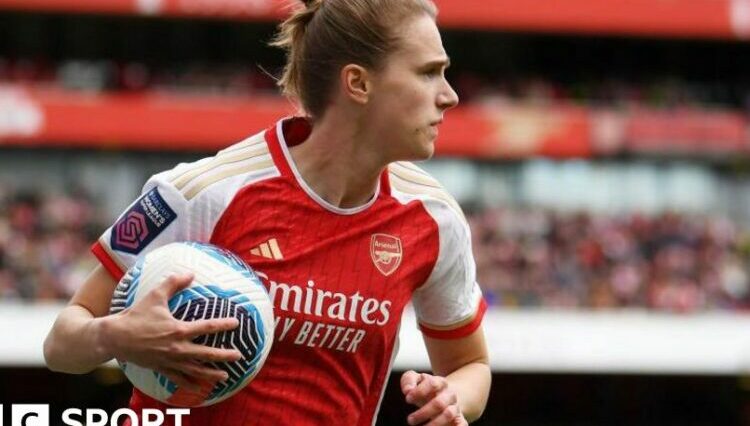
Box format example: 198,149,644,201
288,112,386,209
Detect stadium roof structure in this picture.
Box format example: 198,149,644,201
0,0,748,40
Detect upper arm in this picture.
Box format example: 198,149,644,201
423,327,489,377
92,176,191,281
69,265,118,317
410,194,489,374
80,176,190,317
413,198,486,339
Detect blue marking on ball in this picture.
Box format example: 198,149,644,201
157,284,267,401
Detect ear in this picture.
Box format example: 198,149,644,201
340,64,371,105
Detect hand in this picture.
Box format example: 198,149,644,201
401,371,468,426
102,273,242,390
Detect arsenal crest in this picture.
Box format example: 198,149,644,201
370,234,403,276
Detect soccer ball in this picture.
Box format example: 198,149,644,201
109,241,274,407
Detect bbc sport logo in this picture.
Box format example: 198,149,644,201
0,405,189,426
0,405,49,426
6,405,49,426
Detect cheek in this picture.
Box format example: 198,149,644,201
383,93,417,125
395,88,430,127
402,85,430,108
375,78,430,136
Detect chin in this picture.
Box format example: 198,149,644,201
420,144,435,160
420,138,436,159
403,142,434,162
391,135,435,162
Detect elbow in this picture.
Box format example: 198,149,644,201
43,330,91,375
464,362,492,423
465,400,488,423
43,331,65,373
44,304,110,374
43,332,62,372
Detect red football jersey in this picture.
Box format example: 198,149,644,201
92,117,486,425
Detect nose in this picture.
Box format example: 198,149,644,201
437,78,459,110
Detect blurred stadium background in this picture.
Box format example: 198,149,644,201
2,0,750,424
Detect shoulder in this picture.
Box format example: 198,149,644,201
388,161,467,231
146,131,280,205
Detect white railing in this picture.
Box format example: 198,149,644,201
4,302,750,374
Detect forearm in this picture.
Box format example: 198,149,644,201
445,361,491,422
44,305,115,374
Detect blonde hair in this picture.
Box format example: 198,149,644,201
271,0,437,119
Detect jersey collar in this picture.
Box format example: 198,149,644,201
265,117,385,216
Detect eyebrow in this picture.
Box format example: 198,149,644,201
422,57,451,69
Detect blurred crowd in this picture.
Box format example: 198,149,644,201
1,57,748,110
470,207,750,312
0,58,279,96
0,186,101,301
3,186,750,312
451,73,750,110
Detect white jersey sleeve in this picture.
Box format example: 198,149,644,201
412,198,486,339
92,132,278,280
92,172,216,280
389,162,486,339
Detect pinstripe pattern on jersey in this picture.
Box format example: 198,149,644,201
369,327,401,426
388,162,467,224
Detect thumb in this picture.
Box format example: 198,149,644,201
400,370,421,395
156,272,194,300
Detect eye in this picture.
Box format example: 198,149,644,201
422,68,442,79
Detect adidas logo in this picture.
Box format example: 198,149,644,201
250,238,284,260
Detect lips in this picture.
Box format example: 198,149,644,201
428,124,439,139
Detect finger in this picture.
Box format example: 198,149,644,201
406,374,447,406
183,317,240,338
175,361,229,383
401,370,422,395
177,344,243,363
158,368,201,392
407,391,456,425
423,404,462,426
156,273,195,300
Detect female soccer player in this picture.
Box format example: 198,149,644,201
44,0,491,424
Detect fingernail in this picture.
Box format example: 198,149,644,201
407,415,416,425
405,394,414,404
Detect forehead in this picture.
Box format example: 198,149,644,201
392,15,447,64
